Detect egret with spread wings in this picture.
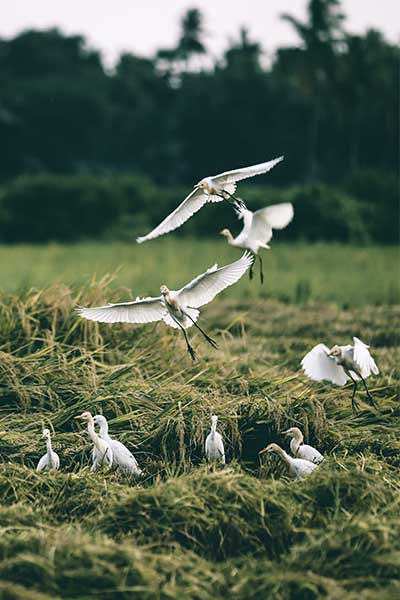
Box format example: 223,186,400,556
136,157,283,243
220,202,294,283
77,252,253,360
301,337,379,412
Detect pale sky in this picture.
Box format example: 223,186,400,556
2,1,399,67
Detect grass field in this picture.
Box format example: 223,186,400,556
0,242,399,599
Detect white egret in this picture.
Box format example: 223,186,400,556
220,202,294,283
93,415,142,476
36,428,60,472
136,157,283,243
77,252,253,361
259,443,318,479
75,411,113,471
301,336,379,412
281,427,324,464
205,415,225,464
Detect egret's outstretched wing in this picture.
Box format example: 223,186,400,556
213,156,284,186
249,202,294,244
301,343,349,386
234,206,254,238
76,297,166,324
353,337,379,378
179,252,254,308
137,188,207,243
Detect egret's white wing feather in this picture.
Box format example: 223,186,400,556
254,203,294,229
213,156,284,185
36,454,49,471
301,343,349,386
353,337,379,377
77,297,165,324
178,252,253,308
136,188,208,243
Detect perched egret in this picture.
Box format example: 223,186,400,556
136,157,283,243
75,411,113,471
301,336,379,412
259,443,318,479
205,415,225,464
77,252,253,361
36,428,60,472
220,202,294,283
281,427,324,464
93,415,142,476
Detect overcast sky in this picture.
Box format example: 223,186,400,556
2,0,399,67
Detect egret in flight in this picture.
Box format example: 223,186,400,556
301,337,379,412
75,412,113,471
136,157,283,243
259,443,318,479
281,427,324,464
36,428,60,472
205,415,225,464
77,252,253,361
220,202,294,283
93,415,142,476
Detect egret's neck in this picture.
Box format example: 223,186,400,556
211,422,217,439
99,421,109,438
46,438,53,454
275,447,292,467
224,230,235,245
290,437,300,455
87,421,102,451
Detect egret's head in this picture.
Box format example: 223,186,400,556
75,411,93,422
329,345,341,358
160,285,169,296
42,428,51,439
194,179,206,190
93,415,107,427
259,442,280,456
219,228,230,238
211,415,218,425
282,427,303,440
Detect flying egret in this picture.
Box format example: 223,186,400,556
93,415,142,476
75,412,113,471
220,202,294,283
36,428,60,472
259,443,318,479
205,415,225,464
301,336,379,412
136,157,284,243
77,252,253,361
281,427,324,464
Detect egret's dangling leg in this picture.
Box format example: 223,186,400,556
258,255,264,285
184,312,218,349
249,262,254,281
172,317,196,361
360,375,378,408
348,372,360,413
218,192,247,210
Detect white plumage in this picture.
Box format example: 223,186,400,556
220,202,294,283
36,428,60,472
77,252,253,360
259,443,318,479
205,415,225,464
282,427,324,464
301,336,379,411
75,412,113,471
136,157,283,243
93,415,142,476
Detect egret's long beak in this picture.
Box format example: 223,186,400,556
219,230,224,235
74,414,86,420
258,447,268,455
281,430,290,436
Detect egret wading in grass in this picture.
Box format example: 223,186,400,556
205,415,225,464
136,157,283,243
220,202,294,284
259,443,318,479
36,428,60,472
282,427,324,464
93,415,142,476
301,336,379,412
77,252,253,361
75,412,113,471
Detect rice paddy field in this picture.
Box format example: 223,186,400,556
0,241,399,599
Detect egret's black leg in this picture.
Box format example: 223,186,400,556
172,317,196,361
184,312,218,349
348,372,360,413
249,263,254,281
360,375,378,409
220,190,247,210
259,255,264,285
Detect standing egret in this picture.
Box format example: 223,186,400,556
259,443,318,479
93,415,142,476
75,412,113,471
36,429,60,472
77,252,253,361
205,415,225,464
136,157,283,243
301,337,379,412
281,427,324,464
220,202,294,283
